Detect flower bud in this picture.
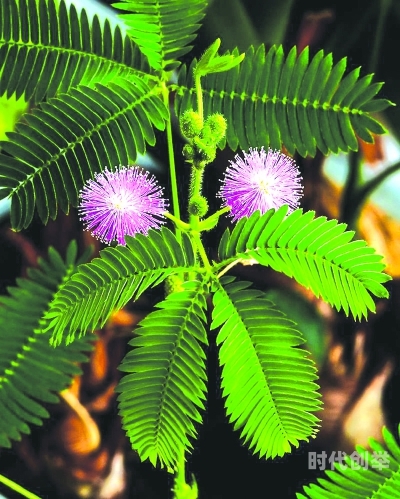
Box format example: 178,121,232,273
189,195,208,217
180,110,203,139
204,113,227,143
183,144,195,161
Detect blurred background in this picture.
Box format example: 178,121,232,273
1,0,400,497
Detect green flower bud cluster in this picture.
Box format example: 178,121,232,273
179,110,227,169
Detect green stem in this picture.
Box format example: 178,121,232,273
187,68,209,265
351,160,400,217
340,151,362,228
369,0,391,74
197,206,231,231
200,206,230,222
191,232,211,271
210,206,231,218
217,258,241,278
0,474,41,499
195,74,204,124
190,167,203,197
341,154,400,229
164,212,191,231
190,215,199,231
189,167,204,227
188,74,205,230
162,83,181,239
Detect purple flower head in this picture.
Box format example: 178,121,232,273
218,147,303,221
79,166,168,245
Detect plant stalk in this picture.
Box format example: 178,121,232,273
162,83,181,241
0,474,42,499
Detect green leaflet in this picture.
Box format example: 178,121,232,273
217,207,392,320
0,241,93,448
0,76,168,230
195,38,245,77
44,228,197,346
298,425,400,498
264,288,327,369
112,0,208,72
0,0,148,104
211,276,321,459
175,45,394,157
117,279,209,469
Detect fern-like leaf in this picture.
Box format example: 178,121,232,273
112,0,207,72
217,207,391,320
211,276,321,459
298,425,400,498
117,279,209,469
0,241,93,448
175,45,394,157
45,228,197,346
0,75,168,230
0,0,149,104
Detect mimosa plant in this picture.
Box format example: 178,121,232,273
0,0,397,497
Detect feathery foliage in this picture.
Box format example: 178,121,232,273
211,276,321,459
175,44,394,157
117,279,209,469
298,425,400,498
0,75,168,230
0,0,148,104
0,241,93,448
112,0,208,72
45,228,197,346
217,206,391,320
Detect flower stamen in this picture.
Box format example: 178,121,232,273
79,166,168,245
218,147,303,221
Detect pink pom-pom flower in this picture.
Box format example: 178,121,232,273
218,147,303,221
79,166,168,245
